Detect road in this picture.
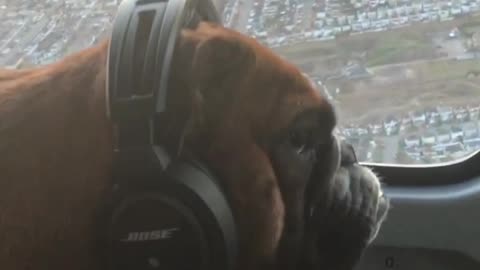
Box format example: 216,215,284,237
300,0,315,31
366,37,470,73
432,33,470,58
0,22,27,52
234,0,254,33
380,136,400,163
367,56,451,73
1,17,52,66
64,0,100,55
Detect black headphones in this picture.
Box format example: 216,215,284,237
102,0,236,270
102,0,342,269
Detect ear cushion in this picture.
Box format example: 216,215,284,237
98,149,237,270
165,158,237,269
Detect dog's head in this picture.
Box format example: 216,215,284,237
160,22,389,270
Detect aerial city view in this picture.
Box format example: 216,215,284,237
1,0,480,164
0,0,117,67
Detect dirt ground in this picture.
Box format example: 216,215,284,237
333,58,480,124
275,13,480,61
273,15,480,126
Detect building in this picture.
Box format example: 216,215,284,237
384,116,399,135
404,134,421,148
454,107,469,122
436,127,451,143
411,111,427,127
463,122,478,139
437,106,454,122
445,143,466,159
451,126,464,141
421,132,436,146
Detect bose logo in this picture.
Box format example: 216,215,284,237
120,228,180,242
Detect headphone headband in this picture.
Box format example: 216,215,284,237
106,0,221,150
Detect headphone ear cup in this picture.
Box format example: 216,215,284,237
95,147,165,269
164,159,238,269
102,155,237,270
106,191,211,270
94,181,120,269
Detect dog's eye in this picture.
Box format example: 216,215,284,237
289,129,313,155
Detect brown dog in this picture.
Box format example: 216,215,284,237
0,21,388,270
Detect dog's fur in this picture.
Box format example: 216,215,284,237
0,22,388,270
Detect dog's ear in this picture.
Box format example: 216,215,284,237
163,27,257,154
188,32,257,112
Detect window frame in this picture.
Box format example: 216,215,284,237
362,150,480,186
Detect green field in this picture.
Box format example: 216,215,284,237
273,41,337,62
416,59,480,81
335,57,480,124
366,36,432,67
275,27,434,68
458,16,480,35
461,25,480,35
275,14,480,67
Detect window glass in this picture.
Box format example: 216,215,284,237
0,0,116,67
2,0,480,165
219,0,480,165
